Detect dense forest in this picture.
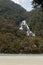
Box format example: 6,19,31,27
0,0,43,54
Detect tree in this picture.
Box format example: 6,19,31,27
32,0,43,10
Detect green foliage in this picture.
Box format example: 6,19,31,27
0,0,43,54
26,8,43,38
32,0,43,10
0,0,26,26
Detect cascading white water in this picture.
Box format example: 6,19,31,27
19,20,35,37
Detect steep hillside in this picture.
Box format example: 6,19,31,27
0,0,26,25
0,0,43,54
26,8,43,38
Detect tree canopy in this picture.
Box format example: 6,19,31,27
32,0,43,9
0,0,43,54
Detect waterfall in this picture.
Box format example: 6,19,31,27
19,20,35,37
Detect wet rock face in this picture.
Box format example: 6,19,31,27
19,20,35,37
